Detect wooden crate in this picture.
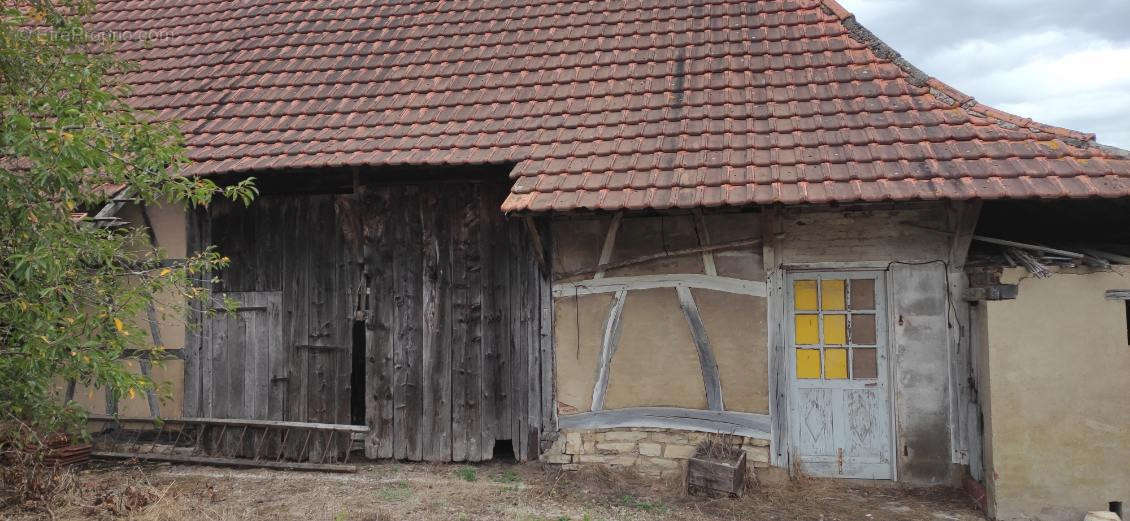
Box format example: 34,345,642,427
686,451,747,498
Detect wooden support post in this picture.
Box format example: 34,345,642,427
762,207,789,468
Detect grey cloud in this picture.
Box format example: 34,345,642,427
838,0,1130,149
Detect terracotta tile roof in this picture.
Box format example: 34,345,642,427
91,0,1130,211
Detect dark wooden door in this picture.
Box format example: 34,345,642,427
359,181,553,463
203,291,283,420
199,193,359,428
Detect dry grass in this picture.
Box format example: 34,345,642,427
0,460,987,521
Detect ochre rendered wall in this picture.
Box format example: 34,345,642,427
984,267,1130,521
59,202,188,418
603,288,707,410
554,293,614,414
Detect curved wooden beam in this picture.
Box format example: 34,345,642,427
676,286,724,411
559,407,770,439
589,289,627,412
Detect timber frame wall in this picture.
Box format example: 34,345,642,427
550,209,772,439
184,171,555,462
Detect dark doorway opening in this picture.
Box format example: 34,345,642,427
492,439,517,463
350,320,366,426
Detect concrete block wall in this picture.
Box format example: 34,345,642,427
542,428,770,478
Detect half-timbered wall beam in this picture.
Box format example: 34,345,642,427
559,407,770,439
553,274,767,298
676,286,723,411
589,290,627,412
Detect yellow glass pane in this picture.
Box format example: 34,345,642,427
824,315,846,345
821,279,846,310
794,280,818,311
795,314,820,345
825,349,848,379
796,350,821,379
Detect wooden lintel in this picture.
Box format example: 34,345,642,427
962,285,1019,302
559,407,771,440
556,238,762,280
554,274,768,298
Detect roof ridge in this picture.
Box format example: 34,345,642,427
817,0,1116,150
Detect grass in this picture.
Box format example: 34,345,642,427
376,481,413,502
491,469,521,483
5,461,989,521
454,466,477,482
617,494,668,514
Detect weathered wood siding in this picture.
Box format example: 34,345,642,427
186,178,553,462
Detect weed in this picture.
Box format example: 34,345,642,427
455,466,477,482
377,481,412,502
492,469,521,483
334,512,348,521
618,494,668,513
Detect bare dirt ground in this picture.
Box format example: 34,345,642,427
3,461,987,521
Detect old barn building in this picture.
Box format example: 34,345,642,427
75,1,1130,520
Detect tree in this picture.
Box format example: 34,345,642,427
0,0,254,444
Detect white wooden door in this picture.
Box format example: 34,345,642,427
787,272,893,479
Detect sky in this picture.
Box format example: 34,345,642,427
836,0,1130,149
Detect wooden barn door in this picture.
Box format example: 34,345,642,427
203,291,284,420
359,181,554,463
786,271,893,479
197,194,360,428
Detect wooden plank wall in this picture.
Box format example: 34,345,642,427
358,181,553,462
188,178,553,463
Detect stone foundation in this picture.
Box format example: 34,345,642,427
541,427,770,479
